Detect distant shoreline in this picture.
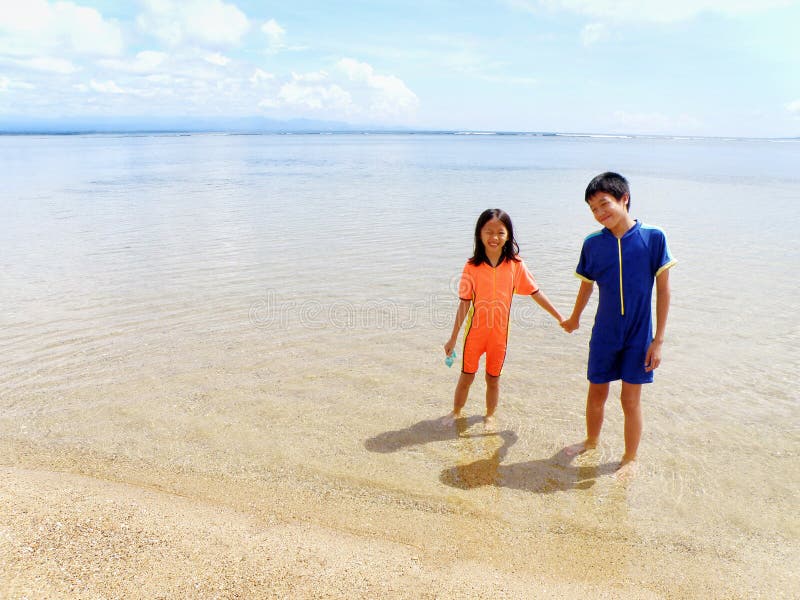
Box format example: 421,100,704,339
0,129,797,141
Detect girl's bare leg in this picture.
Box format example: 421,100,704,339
440,372,475,426
484,373,500,429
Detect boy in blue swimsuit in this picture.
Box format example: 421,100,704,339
562,172,677,476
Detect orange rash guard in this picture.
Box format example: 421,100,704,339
458,256,539,377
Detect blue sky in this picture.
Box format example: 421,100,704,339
1,0,799,136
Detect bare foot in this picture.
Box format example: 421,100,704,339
437,411,460,429
564,439,597,457
615,457,638,481
483,415,497,431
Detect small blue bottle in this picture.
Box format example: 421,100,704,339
445,350,457,368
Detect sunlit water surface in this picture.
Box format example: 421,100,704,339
1,133,798,597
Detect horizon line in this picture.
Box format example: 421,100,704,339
0,128,797,141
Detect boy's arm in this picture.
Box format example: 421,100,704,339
561,280,594,333
444,299,471,355
645,268,671,371
530,290,565,324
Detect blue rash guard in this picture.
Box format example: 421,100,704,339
576,220,677,384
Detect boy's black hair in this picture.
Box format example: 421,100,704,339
468,208,521,266
585,172,631,211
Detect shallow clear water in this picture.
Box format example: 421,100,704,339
1,133,798,596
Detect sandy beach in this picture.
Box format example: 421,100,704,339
0,456,762,600
1,464,661,599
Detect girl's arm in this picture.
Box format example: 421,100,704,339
645,268,671,371
530,290,565,324
561,280,594,333
444,299,471,355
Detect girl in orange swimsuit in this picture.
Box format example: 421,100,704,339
443,209,566,428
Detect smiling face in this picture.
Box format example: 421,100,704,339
480,218,509,260
587,191,633,237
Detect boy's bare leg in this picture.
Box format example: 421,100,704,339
566,382,609,456
484,373,500,429
440,372,475,426
616,382,642,477
586,382,609,442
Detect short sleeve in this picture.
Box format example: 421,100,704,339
652,229,677,276
458,263,474,300
513,260,539,295
575,240,595,282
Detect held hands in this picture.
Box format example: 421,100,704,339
561,316,579,333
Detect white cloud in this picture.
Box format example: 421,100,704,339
508,0,795,23
87,78,160,99
89,79,128,94
337,59,373,82
132,50,168,71
0,76,35,91
0,4,418,126
252,62,418,123
261,18,285,51
291,70,329,84
336,58,419,117
15,56,78,74
137,0,250,47
249,68,275,86
276,77,353,112
0,0,123,57
204,52,231,66
99,51,168,73
0,74,35,94
786,100,800,116
581,23,607,46
259,19,306,53
261,19,285,39
145,74,174,85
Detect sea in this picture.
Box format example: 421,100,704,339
1,132,798,597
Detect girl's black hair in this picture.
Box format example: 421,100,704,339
468,208,521,266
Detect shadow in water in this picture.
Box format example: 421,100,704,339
441,441,619,494
446,428,519,489
365,416,618,495
364,415,489,453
